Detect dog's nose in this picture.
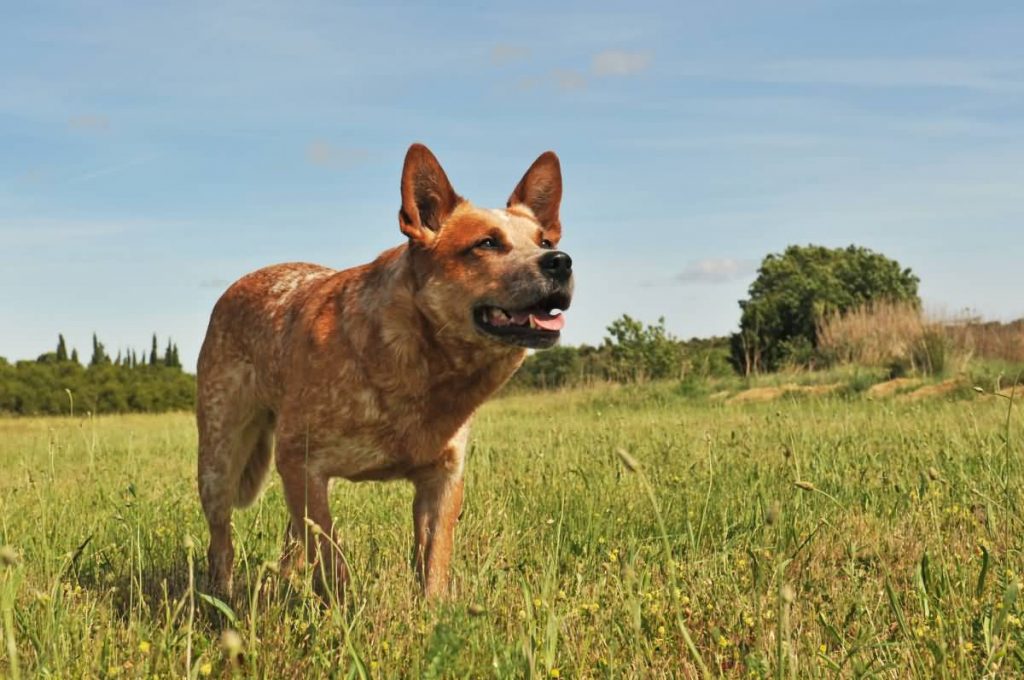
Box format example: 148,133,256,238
539,250,572,282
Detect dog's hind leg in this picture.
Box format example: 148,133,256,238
196,359,272,597
276,435,347,601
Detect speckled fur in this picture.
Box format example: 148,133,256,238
196,144,569,599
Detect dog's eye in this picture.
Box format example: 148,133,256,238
540,239,554,249
476,237,500,250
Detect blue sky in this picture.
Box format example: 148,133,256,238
2,1,1023,369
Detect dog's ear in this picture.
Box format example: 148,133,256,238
399,143,462,244
508,151,562,238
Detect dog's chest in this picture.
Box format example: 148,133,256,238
294,385,471,480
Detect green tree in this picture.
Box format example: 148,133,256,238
604,315,682,381
71,348,80,364
150,334,159,366
730,244,919,373
56,334,68,362
90,333,110,367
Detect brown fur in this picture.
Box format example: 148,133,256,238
196,144,572,599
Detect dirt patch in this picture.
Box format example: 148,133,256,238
727,383,841,404
901,379,961,401
727,386,790,403
800,383,843,396
866,378,920,398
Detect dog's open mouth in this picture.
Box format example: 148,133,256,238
473,293,570,348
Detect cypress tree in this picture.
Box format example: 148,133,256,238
90,333,109,367
56,335,68,362
71,348,79,364
150,334,159,366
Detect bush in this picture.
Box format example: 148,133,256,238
731,244,920,373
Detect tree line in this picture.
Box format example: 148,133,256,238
511,244,922,387
0,334,193,415
0,244,940,414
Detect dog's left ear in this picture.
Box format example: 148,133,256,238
399,143,462,244
508,151,562,238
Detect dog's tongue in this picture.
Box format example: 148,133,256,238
531,311,565,331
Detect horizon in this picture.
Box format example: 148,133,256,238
3,1,1023,370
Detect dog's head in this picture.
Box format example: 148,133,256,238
399,144,573,350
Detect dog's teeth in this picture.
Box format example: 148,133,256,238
549,308,563,316
487,308,511,326
529,316,538,329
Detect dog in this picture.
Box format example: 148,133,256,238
196,143,573,599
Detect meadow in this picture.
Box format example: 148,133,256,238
1,383,1022,678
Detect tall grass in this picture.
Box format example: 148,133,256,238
817,301,964,376
819,301,1024,379
1,387,1023,676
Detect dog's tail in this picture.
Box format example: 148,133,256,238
235,427,273,508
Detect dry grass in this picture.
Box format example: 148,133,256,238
946,318,1024,364
818,302,1024,377
866,377,921,398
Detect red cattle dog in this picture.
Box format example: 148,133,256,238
196,143,573,600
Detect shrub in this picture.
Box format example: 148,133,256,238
730,244,920,373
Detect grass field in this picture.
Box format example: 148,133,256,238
1,383,1022,678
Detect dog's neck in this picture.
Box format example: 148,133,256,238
358,244,526,395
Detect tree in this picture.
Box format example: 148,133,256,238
730,244,919,373
604,315,682,381
90,333,110,367
150,334,159,366
71,348,80,364
56,335,68,362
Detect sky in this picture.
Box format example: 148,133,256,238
2,1,1023,370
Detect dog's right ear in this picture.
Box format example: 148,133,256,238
399,143,462,244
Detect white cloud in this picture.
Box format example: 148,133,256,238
592,50,652,76
675,258,756,284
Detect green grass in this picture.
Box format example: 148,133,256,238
1,383,1023,677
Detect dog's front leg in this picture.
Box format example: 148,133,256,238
412,458,464,599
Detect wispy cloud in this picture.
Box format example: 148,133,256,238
66,155,158,184
592,50,652,76
491,43,530,66
675,258,756,284
0,218,131,248
674,58,1024,93
305,140,368,168
552,69,587,91
68,114,110,132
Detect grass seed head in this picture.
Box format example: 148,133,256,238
794,480,815,491
0,544,18,567
615,448,640,472
220,628,245,666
